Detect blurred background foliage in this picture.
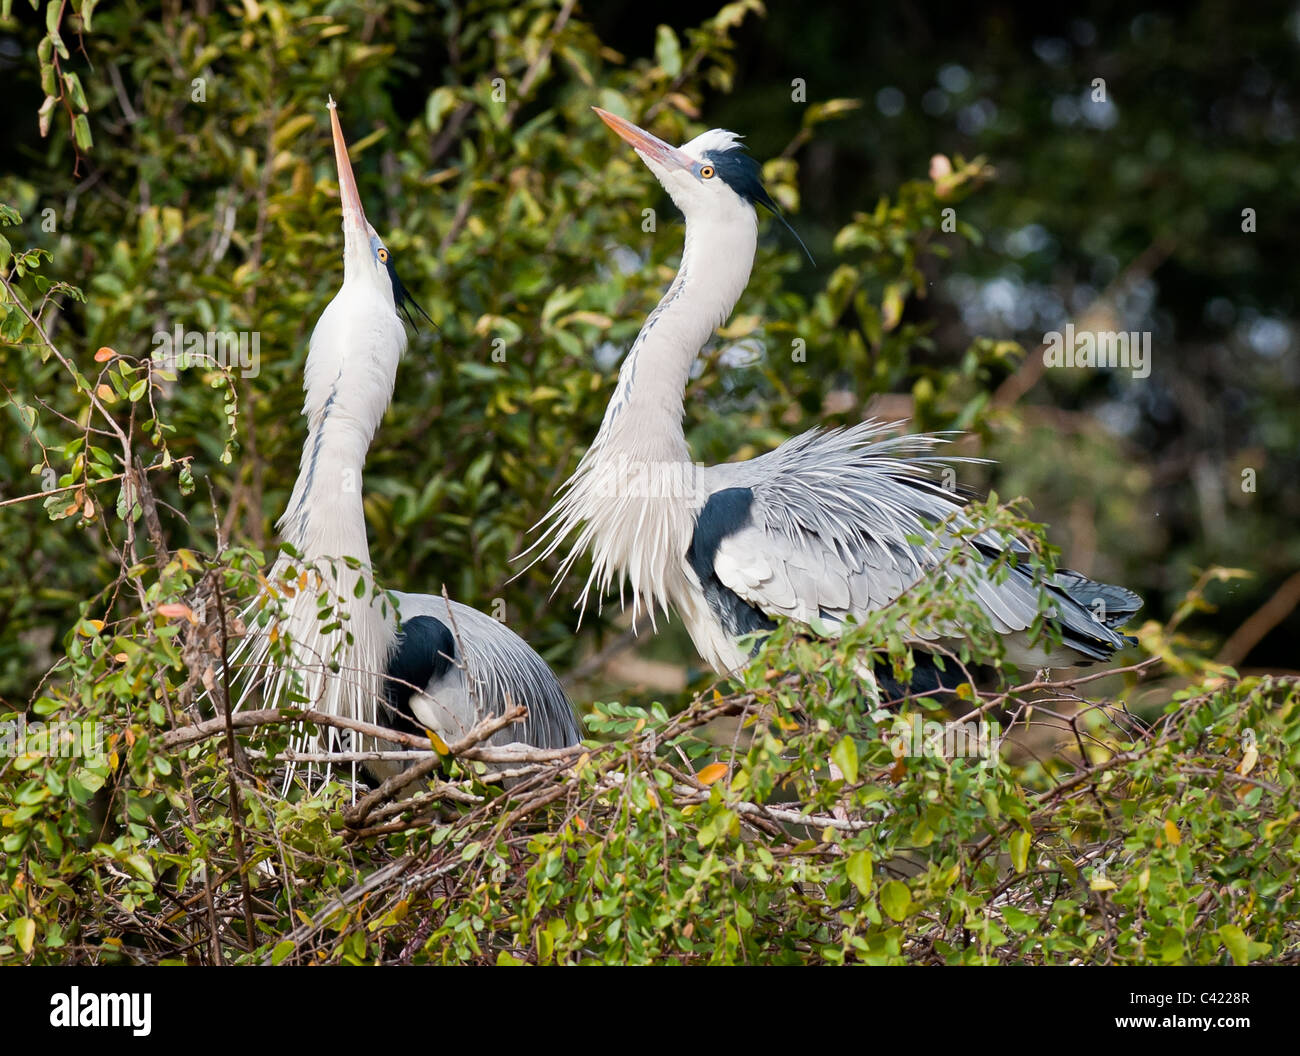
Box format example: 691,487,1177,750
2,0,1295,712
0,0,1297,967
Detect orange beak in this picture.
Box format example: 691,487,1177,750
592,107,695,172
328,96,369,238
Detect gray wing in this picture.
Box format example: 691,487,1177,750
699,421,1137,662
388,592,581,749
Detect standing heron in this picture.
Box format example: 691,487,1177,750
528,108,1140,681
238,99,580,779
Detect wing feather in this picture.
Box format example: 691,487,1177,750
698,421,1135,661
390,591,582,749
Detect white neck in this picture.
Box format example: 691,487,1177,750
597,209,758,455
278,280,402,561
249,278,405,738
530,206,758,625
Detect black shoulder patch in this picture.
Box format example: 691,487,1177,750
688,488,775,645
689,488,755,571
382,615,455,734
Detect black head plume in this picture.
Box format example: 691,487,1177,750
385,259,436,331
703,145,815,267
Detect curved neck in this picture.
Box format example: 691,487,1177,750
526,208,759,629
596,209,758,457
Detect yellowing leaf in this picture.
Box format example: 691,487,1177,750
1218,924,1272,966
1008,829,1030,873
559,310,613,330
1163,818,1182,846
881,283,906,332
831,735,859,784
696,762,728,786
846,850,873,896
717,314,760,338
878,880,912,921
665,92,700,119
94,346,115,362
15,917,36,954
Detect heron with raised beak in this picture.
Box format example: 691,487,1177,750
527,107,1140,686
237,99,580,780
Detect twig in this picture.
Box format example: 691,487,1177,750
163,707,434,751
257,856,413,963
247,749,437,764
0,457,192,511
1217,569,1300,667
210,567,258,949
345,706,528,828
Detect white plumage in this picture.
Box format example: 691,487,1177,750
234,99,579,782
530,108,1141,677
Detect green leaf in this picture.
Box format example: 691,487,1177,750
14,917,36,955
124,853,155,883
846,850,873,896
1008,829,1030,873
878,880,912,922
654,25,682,77
1217,925,1271,966
831,735,858,784
72,113,93,151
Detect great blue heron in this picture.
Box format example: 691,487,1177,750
236,100,580,779
528,107,1141,684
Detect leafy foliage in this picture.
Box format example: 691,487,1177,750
0,0,1294,965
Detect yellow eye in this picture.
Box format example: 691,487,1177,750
700,165,715,179
377,247,389,263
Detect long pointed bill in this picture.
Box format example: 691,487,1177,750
328,97,368,241
592,107,695,172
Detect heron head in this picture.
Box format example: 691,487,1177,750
593,107,812,264
328,98,433,329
